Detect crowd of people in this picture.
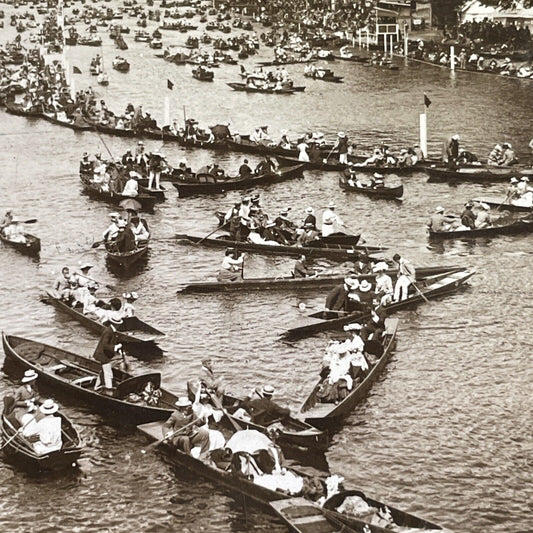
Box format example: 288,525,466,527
458,20,531,49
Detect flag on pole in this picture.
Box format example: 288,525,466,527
424,93,431,108
73,66,82,74
167,79,174,90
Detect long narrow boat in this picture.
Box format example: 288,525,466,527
428,215,533,240
2,334,177,425
0,232,40,257
339,174,404,199
1,412,82,472
172,164,304,196
272,492,443,533
105,239,150,269
80,174,157,212
426,165,533,183
220,393,328,451
42,292,164,359
473,196,533,213
299,319,398,428
175,234,386,261
226,136,336,159
4,100,42,118
138,421,444,530
177,266,461,294
41,112,94,132
283,269,475,339
226,82,298,94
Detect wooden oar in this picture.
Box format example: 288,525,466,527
0,417,36,451
207,390,242,432
411,281,430,304
141,418,199,453
496,191,512,211
195,220,230,246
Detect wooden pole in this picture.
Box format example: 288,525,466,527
390,34,393,55
358,29,362,48
450,45,455,71
419,112,428,159
404,29,408,57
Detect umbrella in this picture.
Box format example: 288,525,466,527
210,124,231,139
119,198,142,211
225,429,273,454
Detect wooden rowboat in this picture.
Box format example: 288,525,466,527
42,292,164,359
2,334,176,426
339,174,404,199
172,164,304,197
1,411,82,472
426,165,533,183
283,269,475,339
428,215,533,240
226,82,298,94
175,234,386,262
105,239,150,269
473,196,533,212
299,318,398,428
176,266,461,294
0,232,40,257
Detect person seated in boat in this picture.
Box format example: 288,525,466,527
487,144,503,166
238,158,252,178
121,292,138,318
22,399,62,456
114,219,137,253
396,149,411,167
14,369,41,414
278,130,291,150
305,141,321,165
163,397,210,458
459,201,476,230
474,202,492,229
237,385,290,426
500,143,517,166
2,220,26,243
53,266,76,302
392,253,415,302
355,279,375,309
373,261,394,305
247,223,280,246
293,254,314,278
359,148,384,167
121,172,139,197
207,163,225,180
516,176,531,196
296,222,320,246
3,395,31,430
272,208,296,242
368,172,385,188
0,209,13,230
217,248,244,282
427,206,456,232
103,212,121,243
76,281,104,315
325,277,358,314
130,216,150,245
80,152,93,174
412,143,425,162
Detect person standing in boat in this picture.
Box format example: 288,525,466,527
93,316,123,393
147,150,164,190
442,134,460,169
0,209,13,230
392,253,416,302
297,138,310,162
322,202,345,237
217,248,244,282
333,132,349,165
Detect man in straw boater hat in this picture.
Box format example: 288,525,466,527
22,399,63,456
325,277,359,314
237,385,290,426
332,131,349,165
14,369,41,413
93,316,124,394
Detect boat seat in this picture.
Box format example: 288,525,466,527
49,364,67,373
72,376,97,387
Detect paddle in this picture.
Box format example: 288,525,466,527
496,191,512,211
141,418,199,454
0,416,36,451
411,281,431,304
207,389,242,432
195,220,230,246
118,347,129,372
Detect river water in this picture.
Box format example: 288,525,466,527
0,4,532,533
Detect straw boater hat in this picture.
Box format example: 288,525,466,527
372,261,389,273
175,397,192,408
262,385,275,397
40,399,58,415
344,323,362,331
337,132,346,138
305,207,314,214
359,280,372,292
344,277,359,290
510,177,518,184
22,369,38,383
373,172,384,179
80,263,93,271
107,315,123,326
436,206,445,213
328,201,336,209
123,292,138,301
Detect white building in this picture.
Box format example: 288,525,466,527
460,1,533,30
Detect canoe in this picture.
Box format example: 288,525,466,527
4,100,42,118
282,269,476,339
175,234,387,261
2,334,177,426
304,72,343,83
1,412,83,472
0,232,40,257
172,164,305,197
270,498,359,533
176,266,462,294
473,196,533,212
227,136,336,159
227,82,298,94
80,174,157,212
105,239,150,269
339,174,404,199
426,165,533,183
41,113,93,131
220,393,328,451
333,54,369,63
42,292,164,359
299,318,398,428
323,490,443,532
428,215,533,240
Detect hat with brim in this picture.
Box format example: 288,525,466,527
107,316,123,326
328,202,336,209
80,263,93,271
262,385,275,396
373,172,384,179
175,397,192,408
359,280,372,292
510,178,518,184
337,132,346,138
344,323,362,331
521,177,529,182
110,212,120,219
22,369,38,383
40,399,58,415
436,206,445,213
305,207,314,214
344,277,359,289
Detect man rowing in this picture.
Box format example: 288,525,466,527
217,248,244,282
293,255,315,278
427,206,457,232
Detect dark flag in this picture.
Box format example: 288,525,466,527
167,79,174,90
424,94,431,108
73,66,82,74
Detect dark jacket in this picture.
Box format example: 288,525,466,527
240,397,290,426
325,284,349,311
93,325,117,364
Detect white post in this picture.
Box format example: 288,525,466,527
450,45,455,71
419,112,428,159
404,30,408,57
366,30,369,49
390,34,393,55
70,77,76,100
358,29,362,48
164,96,170,127
383,31,387,54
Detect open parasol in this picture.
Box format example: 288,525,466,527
225,429,273,454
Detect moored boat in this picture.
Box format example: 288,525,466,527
2,334,176,426
1,411,83,472
426,165,533,183
428,215,533,239
0,232,40,257
299,318,398,428
338,174,404,199
283,269,475,339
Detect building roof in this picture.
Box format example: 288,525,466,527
461,0,533,18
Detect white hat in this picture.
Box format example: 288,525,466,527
337,131,346,138
359,280,372,292
40,399,59,415
344,323,362,331
452,134,460,141
400,148,407,154
175,397,192,408
262,385,275,396
21,369,38,383
344,277,359,289
481,202,490,210
510,177,518,184
521,176,529,182
373,172,384,179
129,171,138,178
305,207,314,214
328,201,336,209
372,262,389,273
80,263,93,271
435,206,445,213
